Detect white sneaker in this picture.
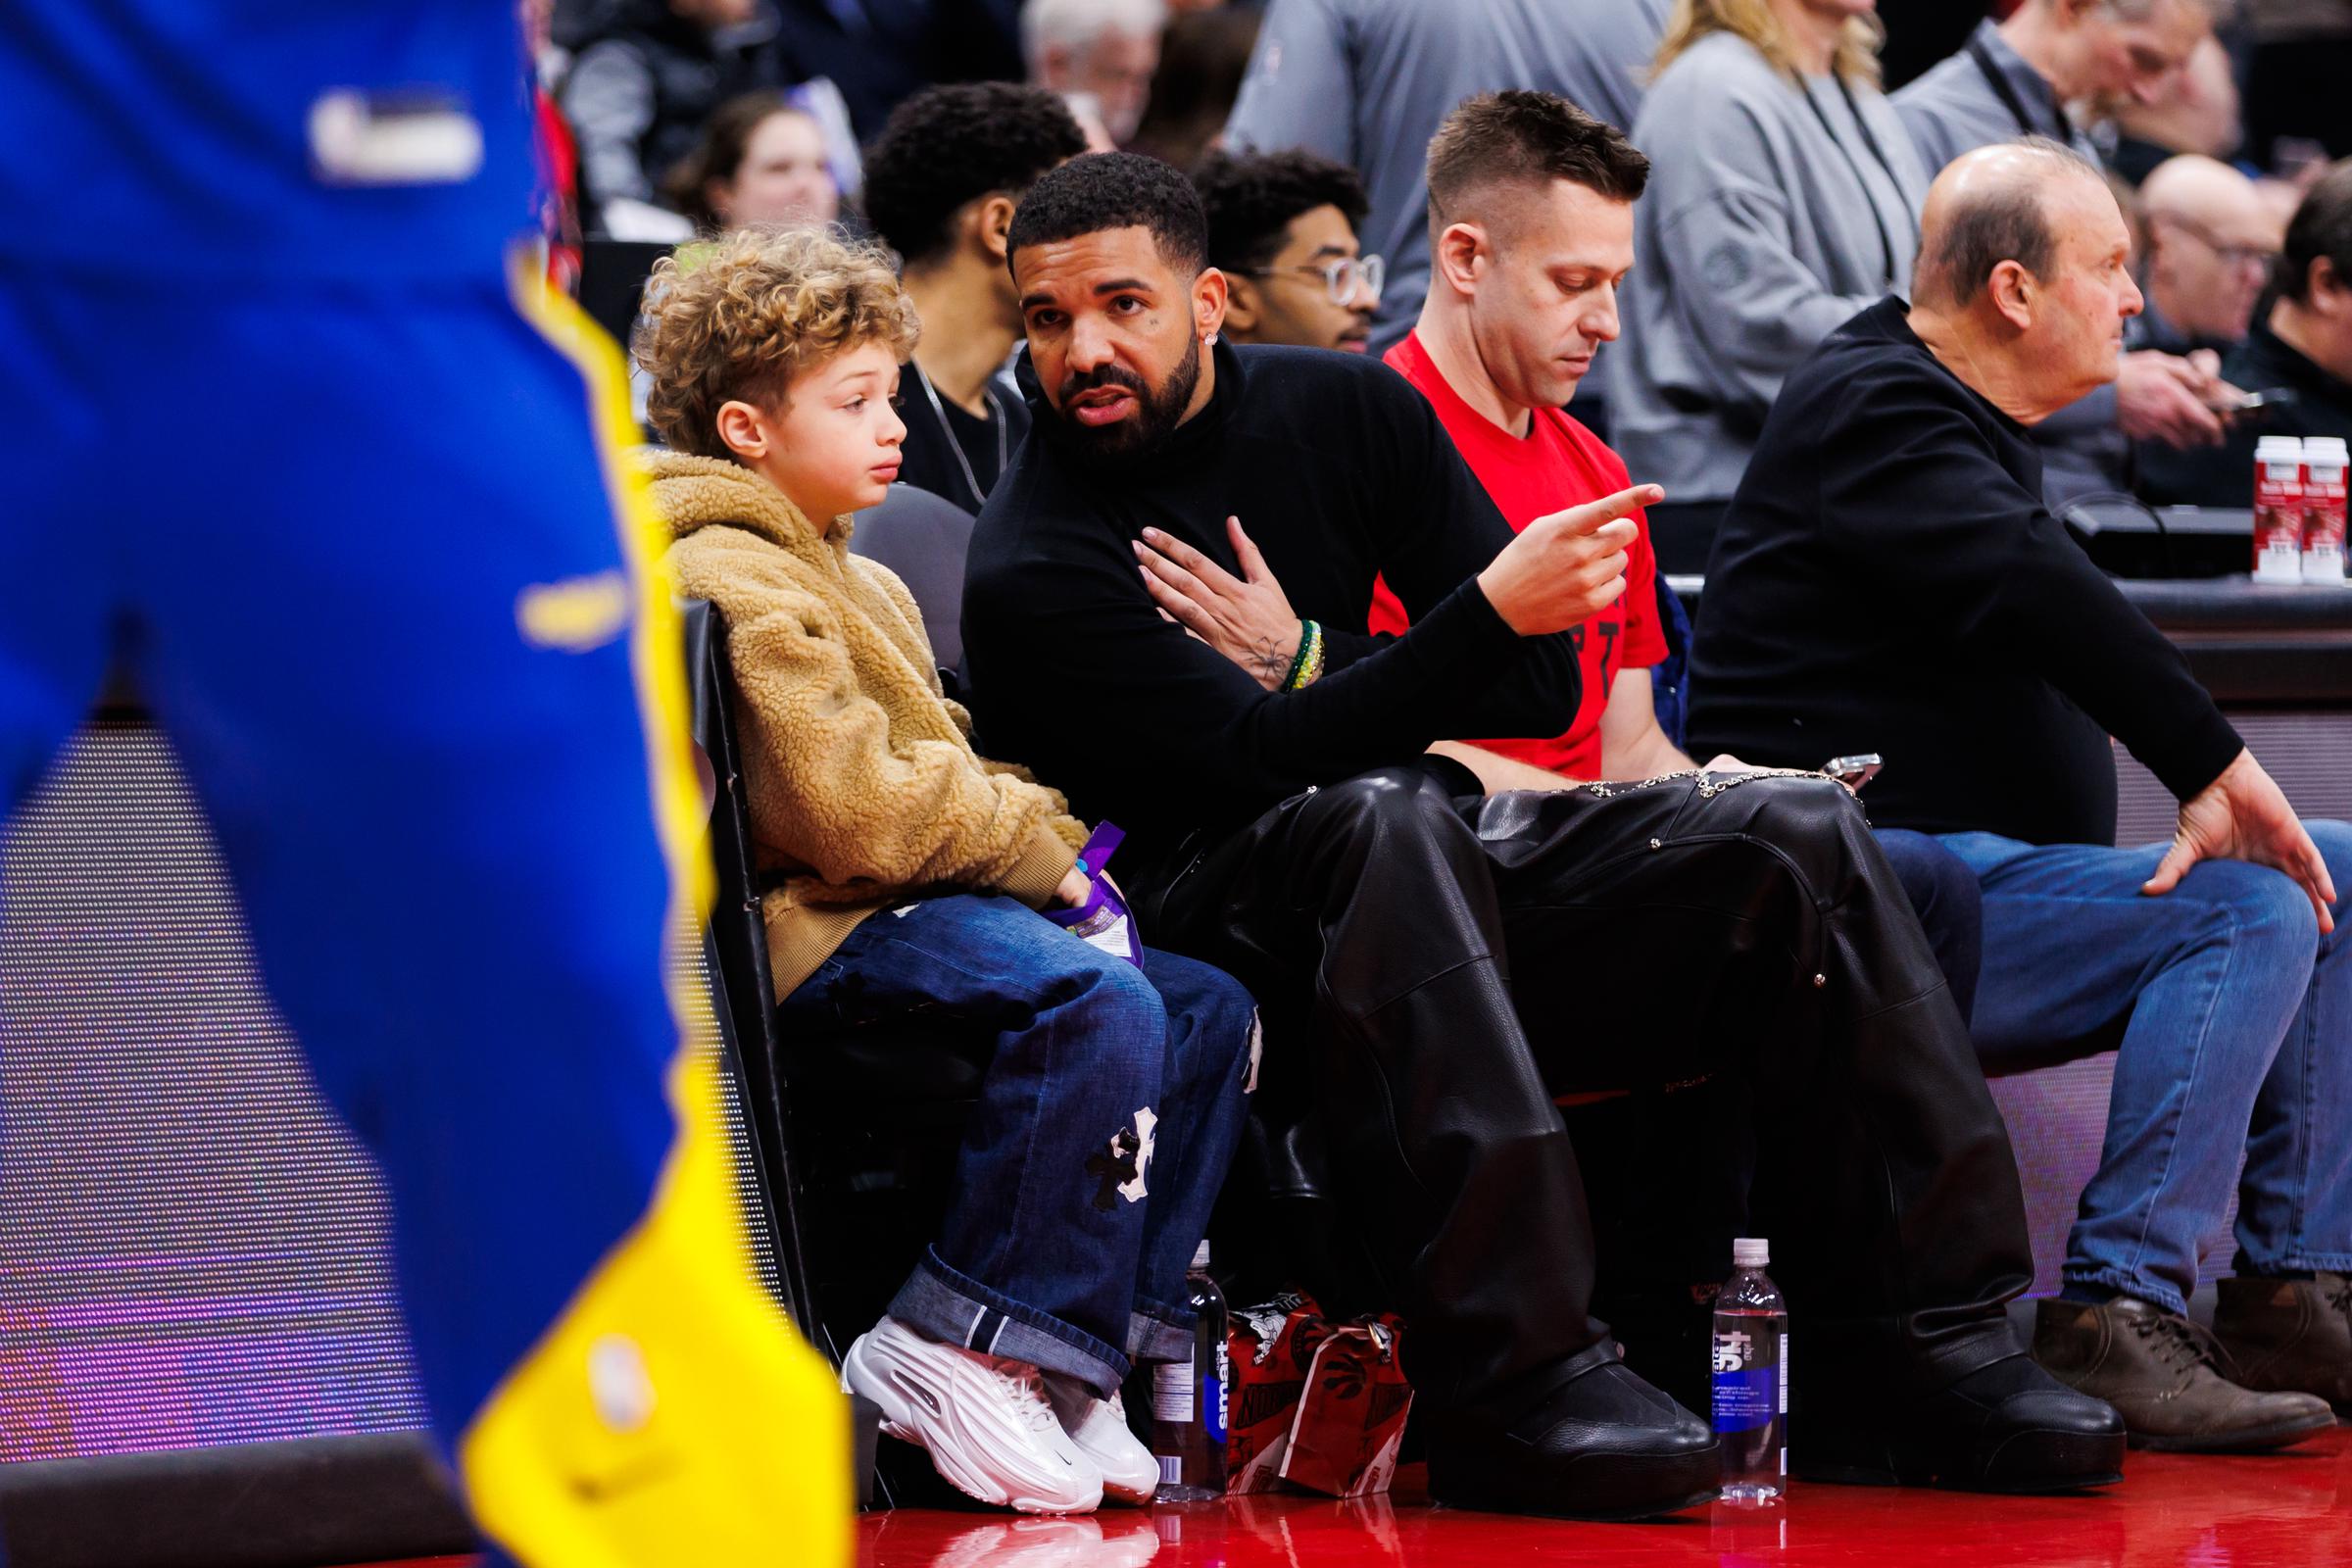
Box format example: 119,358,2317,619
1044,1377,1161,1505
843,1317,1103,1514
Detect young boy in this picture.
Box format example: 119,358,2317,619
632,226,1257,1515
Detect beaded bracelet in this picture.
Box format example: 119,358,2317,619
1278,620,1313,690
1285,619,1326,692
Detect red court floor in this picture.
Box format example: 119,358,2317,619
856,1425,2352,1568
344,1427,2351,1567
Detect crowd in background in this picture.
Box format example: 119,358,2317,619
523,0,2352,569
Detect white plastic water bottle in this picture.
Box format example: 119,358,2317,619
2255,435,2308,583
2303,436,2349,584
1711,1237,1788,1505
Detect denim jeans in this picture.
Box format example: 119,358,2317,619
1875,827,1984,1026
1940,823,2352,1314
777,893,1257,1396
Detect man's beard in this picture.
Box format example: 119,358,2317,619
1053,333,1201,463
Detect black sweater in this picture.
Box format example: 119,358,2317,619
1688,299,2242,846
2137,318,2352,508
961,340,1584,876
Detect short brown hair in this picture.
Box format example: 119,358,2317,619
1915,136,2097,310
1425,90,1650,246
634,226,919,461
2280,160,2352,305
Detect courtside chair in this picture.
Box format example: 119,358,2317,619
682,602,989,1358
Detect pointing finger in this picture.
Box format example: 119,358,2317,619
1545,484,1664,535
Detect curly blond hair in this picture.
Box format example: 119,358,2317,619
634,225,921,461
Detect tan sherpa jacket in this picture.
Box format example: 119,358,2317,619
648,451,1089,997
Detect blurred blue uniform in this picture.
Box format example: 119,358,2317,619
0,6,848,1564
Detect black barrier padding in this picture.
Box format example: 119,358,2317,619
0,1435,473,1568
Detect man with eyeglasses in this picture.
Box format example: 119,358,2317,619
1193,148,1383,354
1895,0,2240,506
2134,155,2282,358
2145,163,2352,508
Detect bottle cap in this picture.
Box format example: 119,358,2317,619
2311,437,2350,463
1191,1240,1211,1271
2258,435,2303,460
1733,1237,1769,1268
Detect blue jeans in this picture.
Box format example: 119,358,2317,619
778,893,1257,1396
1940,824,2352,1314
1876,828,1984,1026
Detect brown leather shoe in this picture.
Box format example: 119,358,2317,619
2032,1296,2337,1452
2214,1272,2352,1415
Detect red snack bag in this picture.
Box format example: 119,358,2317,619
1222,1292,1329,1494
1280,1315,1414,1499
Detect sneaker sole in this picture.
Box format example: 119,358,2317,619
841,1337,1102,1514
1100,1478,1156,1507
2127,1408,2340,1453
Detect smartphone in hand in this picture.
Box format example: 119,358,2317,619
1824,753,1883,791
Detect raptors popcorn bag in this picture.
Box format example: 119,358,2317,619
1225,1294,1413,1498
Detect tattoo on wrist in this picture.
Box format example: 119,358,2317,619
1251,637,1288,686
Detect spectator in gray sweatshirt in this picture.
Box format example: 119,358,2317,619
1616,0,1929,575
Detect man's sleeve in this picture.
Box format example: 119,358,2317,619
1648,187,1889,422
1818,369,2243,800
1361,376,1589,737
1622,516,1669,669
2137,418,2258,507
1890,87,1967,186
1592,435,1669,669
966,549,1534,823
558,40,657,208
1222,0,1355,162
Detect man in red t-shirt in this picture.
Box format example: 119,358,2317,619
1362,110,1683,784
1370,342,1673,778
1356,92,1991,1027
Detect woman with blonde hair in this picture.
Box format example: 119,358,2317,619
1617,0,1929,572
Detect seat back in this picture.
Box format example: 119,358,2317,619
847,483,977,672
682,600,821,1338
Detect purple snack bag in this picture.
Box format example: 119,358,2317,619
1044,824,1143,967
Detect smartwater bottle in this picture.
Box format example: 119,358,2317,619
1711,1237,1788,1504
1150,1242,1229,1500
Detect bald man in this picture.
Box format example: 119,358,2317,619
1691,139,2352,1453
1895,0,2236,502
2136,155,2281,354
2145,163,2352,508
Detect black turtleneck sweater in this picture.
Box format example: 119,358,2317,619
1689,298,2243,847
961,340,1584,876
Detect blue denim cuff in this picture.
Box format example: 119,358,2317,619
1128,1298,1196,1365
2062,1264,2188,1319
891,1245,1131,1398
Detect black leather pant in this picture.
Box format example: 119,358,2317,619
1134,764,2034,1411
